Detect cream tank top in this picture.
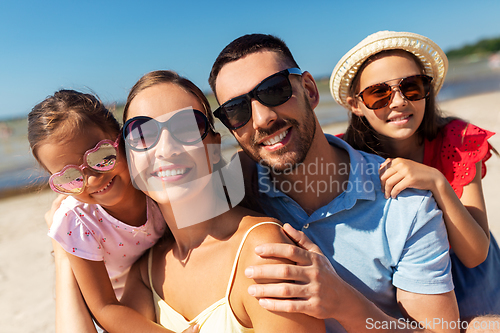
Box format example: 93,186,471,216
148,221,281,332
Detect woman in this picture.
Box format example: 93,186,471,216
120,70,325,333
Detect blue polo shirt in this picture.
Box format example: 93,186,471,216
256,134,453,331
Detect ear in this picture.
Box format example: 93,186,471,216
300,71,320,109
347,96,364,117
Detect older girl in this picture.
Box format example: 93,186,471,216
330,30,500,320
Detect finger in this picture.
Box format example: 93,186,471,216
282,223,323,255
379,168,398,198
379,164,398,183
247,282,309,299
390,177,413,199
257,298,315,316
384,173,405,199
245,263,310,282
379,158,393,171
378,158,394,177
254,243,312,266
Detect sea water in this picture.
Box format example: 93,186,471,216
1,58,499,195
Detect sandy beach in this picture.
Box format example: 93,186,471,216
1,91,499,333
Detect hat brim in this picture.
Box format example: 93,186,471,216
330,31,448,110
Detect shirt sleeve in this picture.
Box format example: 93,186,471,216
48,205,104,261
392,192,454,294
425,119,496,198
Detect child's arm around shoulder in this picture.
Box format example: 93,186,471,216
380,157,489,267
119,250,156,321
69,248,198,333
120,246,200,333
233,217,326,333
51,202,193,333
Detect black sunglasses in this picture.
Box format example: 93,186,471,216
123,109,211,151
357,74,433,110
214,68,302,130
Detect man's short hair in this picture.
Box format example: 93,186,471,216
209,33,299,100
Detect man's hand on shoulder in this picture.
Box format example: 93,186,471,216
244,223,346,319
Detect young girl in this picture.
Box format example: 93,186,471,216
330,30,500,319
28,90,197,333
119,70,325,332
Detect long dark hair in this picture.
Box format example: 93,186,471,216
343,50,451,158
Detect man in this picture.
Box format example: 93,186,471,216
209,34,459,333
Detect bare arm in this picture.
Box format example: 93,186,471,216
453,161,489,255
120,253,200,333
237,223,325,333
46,195,97,333
120,253,157,322
67,254,201,333
245,224,438,333
46,196,198,333
379,158,489,267
120,250,199,333
397,289,459,333
51,240,98,333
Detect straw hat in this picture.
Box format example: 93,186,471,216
330,30,448,110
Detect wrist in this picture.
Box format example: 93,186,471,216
334,284,392,331
332,280,369,318
430,169,448,194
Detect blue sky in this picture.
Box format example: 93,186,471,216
1,0,500,120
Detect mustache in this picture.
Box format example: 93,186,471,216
252,118,299,145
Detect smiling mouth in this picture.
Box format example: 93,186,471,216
261,128,290,146
155,168,189,178
94,177,114,194
387,114,412,123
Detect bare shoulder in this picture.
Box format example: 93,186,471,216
237,215,294,267
238,213,286,240
244,216,285,239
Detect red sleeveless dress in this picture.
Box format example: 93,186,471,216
423,119,495,198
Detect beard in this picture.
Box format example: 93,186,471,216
239,91,317,173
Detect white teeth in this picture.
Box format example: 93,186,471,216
389,115,410,122
262,129,289,146
96,179,113,193
157,168,187,178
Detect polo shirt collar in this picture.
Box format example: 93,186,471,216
257,134,377,207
